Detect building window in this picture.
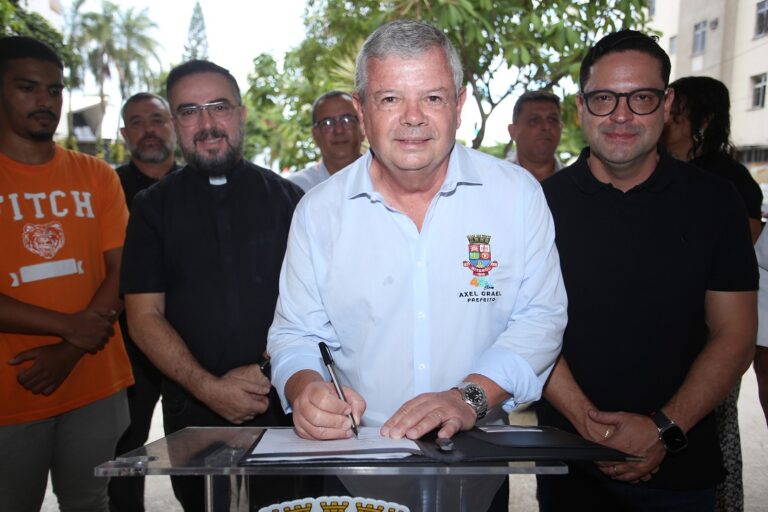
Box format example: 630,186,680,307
693,21,707,53
735,147,768,164
753,73,767,108
758,0,768,37
669,36,677,54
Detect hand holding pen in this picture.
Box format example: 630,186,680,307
319,342,360,437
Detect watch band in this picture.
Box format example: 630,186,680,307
455,381,488,420
650,410,688,453
650,410,675,431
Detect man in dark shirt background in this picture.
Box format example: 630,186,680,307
537,30,757,511
109,92,179,512
120,60,303,511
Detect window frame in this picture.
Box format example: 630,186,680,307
693,20,707,54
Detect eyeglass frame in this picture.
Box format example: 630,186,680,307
173,100,242,126
313,114,359,132
580,88,668,117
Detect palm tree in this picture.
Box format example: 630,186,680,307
113,6,160,102
82,1,119,142
78,2,160,146
63,0,88,148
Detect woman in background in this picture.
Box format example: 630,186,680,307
663,76,762,242
662,75,763,512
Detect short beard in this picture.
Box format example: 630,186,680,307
129,138,173,164
26,109,59,141
28,129,56,142
181,127,243,177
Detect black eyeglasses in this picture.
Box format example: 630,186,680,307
581,88,667,116
174,101,240,126
313,114,359,132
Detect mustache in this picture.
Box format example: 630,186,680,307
194,128,228,144
138,134,166,146
28,109,57,120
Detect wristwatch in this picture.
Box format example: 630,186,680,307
650,410,688,454
455,381,487,420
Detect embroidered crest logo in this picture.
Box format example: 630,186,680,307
22,221,66,260
463,234,498,288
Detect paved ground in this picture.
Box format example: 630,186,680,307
42,367,768,511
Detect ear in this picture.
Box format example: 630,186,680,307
311,126,320,146
352,93,366,138
507,123,516,142
455,86,467,129
239,104,248,123
662,87,675,124
119,127,127,141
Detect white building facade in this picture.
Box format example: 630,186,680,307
649,0,768,185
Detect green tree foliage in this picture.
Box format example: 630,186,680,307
183,1,209,61
73,1,160,140
0,0,81,78
113,7,160,101
246,0,651,169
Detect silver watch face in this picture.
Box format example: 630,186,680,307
459,382,487,418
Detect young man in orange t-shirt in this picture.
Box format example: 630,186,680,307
0,36,133,511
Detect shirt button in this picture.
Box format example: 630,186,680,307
418,363,426,370
417,311,426,319
416,260,425,268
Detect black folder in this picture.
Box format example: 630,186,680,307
238,425,637,466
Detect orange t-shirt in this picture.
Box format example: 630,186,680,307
0,146,134,425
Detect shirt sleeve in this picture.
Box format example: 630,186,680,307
470,184,567,410
267,202,335,412
707,181,759,292
120,187,167,295
756,230,768,348
96,162,129,252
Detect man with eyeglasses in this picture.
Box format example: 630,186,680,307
536,30,757,511
120,60,304,511
288,91,364,192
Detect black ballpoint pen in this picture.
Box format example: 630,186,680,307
318,342,359,438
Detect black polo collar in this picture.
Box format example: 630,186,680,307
570,145,676,195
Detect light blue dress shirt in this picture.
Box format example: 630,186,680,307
268,144,567,426
286,161,331,192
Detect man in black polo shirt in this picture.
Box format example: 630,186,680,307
110,92,179,512
537,30,757,511
120,61,303,511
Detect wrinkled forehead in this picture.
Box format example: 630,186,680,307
168,72,239,109
584,50,665,91
315,95,356,120
124,97,171,119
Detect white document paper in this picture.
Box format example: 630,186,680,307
247,427,422,461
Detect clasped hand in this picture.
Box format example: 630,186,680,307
63,308,117,353
586,409,666,483
200,364,272,425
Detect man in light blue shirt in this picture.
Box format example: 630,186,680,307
267,20,567,511
287,91,364,192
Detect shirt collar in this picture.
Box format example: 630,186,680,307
571,145,675,195
345,144,483,201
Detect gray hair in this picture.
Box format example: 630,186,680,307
354,19,463,103
311,90,354,123
121,92,171,122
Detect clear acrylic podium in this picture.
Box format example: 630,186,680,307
96,427,567,511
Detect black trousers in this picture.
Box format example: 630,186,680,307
160,380,313,512
108,328,163,512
